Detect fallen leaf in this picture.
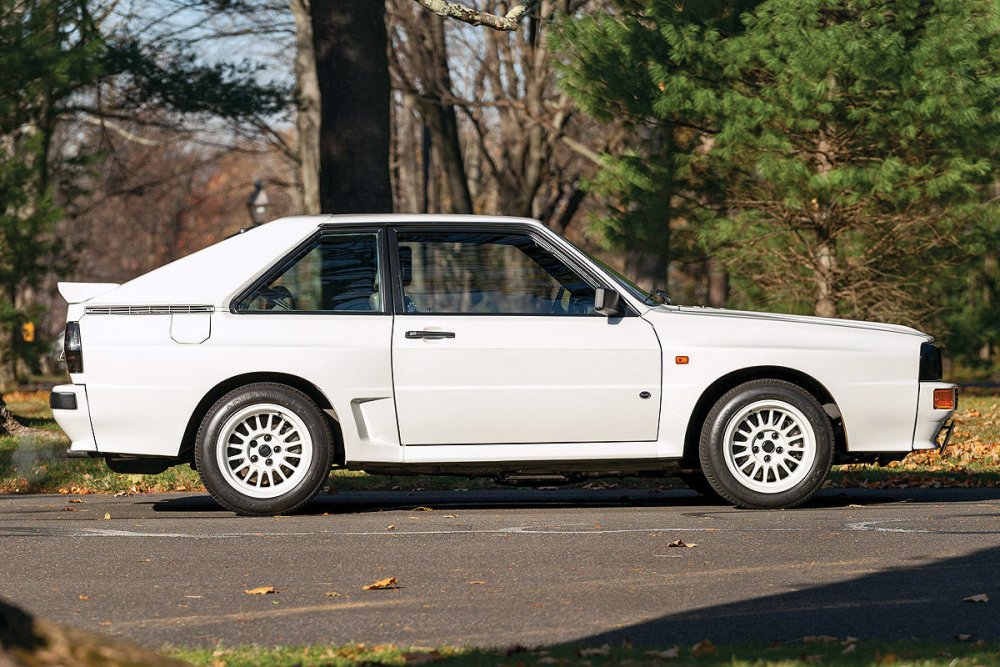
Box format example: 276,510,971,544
103,512,111,520
325,591,340,598
644,647,679,659
58,488,69,494
667,539,697,548
848,504,864,508
244,586,277,595
467,580,487,585
387,524,396,531
362,577,399,590
61,507,82,512
67,499,83,504
964,594,989,603
78,595,89,601
578,644,611,657
184,595,202,599
692,639,715,657
99,621,112,626
411,506,433,512
443,513,458,519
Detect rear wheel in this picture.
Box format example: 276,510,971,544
195,383,332,516
699,380,833,509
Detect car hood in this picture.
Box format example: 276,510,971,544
646,305,928,339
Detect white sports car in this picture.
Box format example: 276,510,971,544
51,215,956,515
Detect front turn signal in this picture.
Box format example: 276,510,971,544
933,388,957,411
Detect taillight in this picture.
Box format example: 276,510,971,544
64,322,83,373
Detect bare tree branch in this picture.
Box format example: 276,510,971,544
412,0,538,31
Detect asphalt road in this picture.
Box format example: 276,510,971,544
1,488,999,650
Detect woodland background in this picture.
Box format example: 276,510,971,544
2,0,999,391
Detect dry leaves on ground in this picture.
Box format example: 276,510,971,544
692,639,716,656
244,586,277,595
667,539,697,548
362,577,399,590
964,593,989,603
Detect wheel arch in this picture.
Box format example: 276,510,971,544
180,372,344,467
681,366,845,465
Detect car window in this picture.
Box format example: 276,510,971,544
236,233,382,313
396,231,597,315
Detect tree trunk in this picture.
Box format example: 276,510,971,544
420,17,473,214
814,232,837,318
290,0,322,215
624,249,668,293
310,0,393,214
707,256,728,308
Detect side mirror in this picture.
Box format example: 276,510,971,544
594,287,622,317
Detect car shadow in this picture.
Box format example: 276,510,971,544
146,486,1000,515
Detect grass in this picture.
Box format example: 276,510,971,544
167,639,1000,667
2,391,998,496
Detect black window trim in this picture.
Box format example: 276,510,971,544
387,223,637,318
228,226,391,316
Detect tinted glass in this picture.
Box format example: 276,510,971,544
397,231,596,315
237,233,381,312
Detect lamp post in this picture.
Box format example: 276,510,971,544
246,180,271,227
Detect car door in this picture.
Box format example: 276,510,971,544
390,226,662,446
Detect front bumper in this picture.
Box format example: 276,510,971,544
912,382,957,450
50,384,98,454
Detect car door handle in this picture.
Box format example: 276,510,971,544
405,330,456,340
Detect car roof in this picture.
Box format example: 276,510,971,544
85,214,547,308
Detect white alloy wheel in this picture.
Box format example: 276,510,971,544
721,399,817,494
698,379,834,509
216,403,315,499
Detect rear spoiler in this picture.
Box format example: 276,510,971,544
58,282,120,305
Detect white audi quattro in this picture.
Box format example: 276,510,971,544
50,215,956,515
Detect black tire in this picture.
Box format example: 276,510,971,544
699,379,834,509
195,383,333,516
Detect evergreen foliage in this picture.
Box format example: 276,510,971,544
555,0,1000,350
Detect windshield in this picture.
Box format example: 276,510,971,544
579,249,662,305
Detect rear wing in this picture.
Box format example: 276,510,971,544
57,282,120,305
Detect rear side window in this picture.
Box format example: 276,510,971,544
235,233,382,313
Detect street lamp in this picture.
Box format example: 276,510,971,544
246,180,271,227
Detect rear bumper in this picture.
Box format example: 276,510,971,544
50,384,98,454
912,382,957,450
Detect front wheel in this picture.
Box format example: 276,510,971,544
195,383,333,516
699,380,834,509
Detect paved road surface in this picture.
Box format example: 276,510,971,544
1,488,998,650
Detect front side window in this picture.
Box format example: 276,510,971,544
236,233,382,313
396,231,597,315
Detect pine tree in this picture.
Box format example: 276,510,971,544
556,0,1000,324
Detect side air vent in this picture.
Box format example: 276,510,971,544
84,305,215,316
